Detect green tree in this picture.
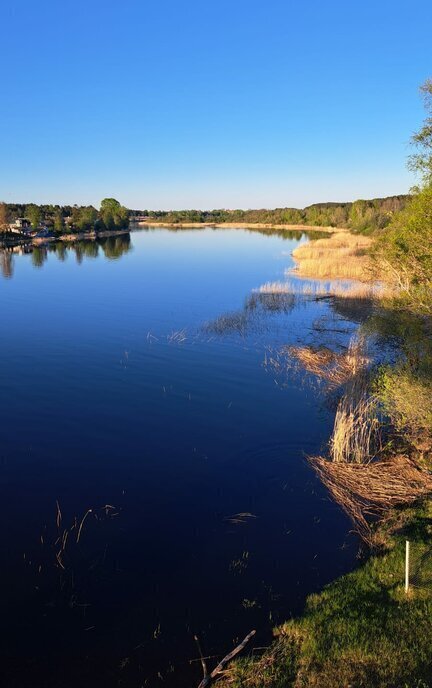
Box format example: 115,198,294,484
409,79,432,184
26,204,42,229
54,209,65,233
0,202,9,234
76,206,98,231
372,185,432,315
100,198,129,230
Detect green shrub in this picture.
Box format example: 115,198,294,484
372,185,432,316
375,365,432,450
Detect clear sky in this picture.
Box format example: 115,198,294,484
2,0,431,210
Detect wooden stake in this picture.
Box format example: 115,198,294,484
405,540,410,593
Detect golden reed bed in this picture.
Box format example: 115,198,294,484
292,232,373,281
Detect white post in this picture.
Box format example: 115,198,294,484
405,540,410,593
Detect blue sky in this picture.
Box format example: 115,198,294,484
2,0,431,209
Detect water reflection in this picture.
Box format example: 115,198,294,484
133,224,324,244
0,234,132,278
0,249,14,278
203,291,296,335
1,227,359,688
31,246,48,268
99,234,132,260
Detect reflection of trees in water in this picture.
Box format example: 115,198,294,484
50,242,67,262
73,243,84,264
245,227,320,242
138,225,317,243
99,234,132,260
82,241,99,258
0,249,14,278
204,291,296,335
31,247,48,268
27,234,132,270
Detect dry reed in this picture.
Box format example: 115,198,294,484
329,379,380,464
257,281,292,294
285,278,386,300
288,337,370,390
167,328,187,344
306,340,432,543
258,278,386,301
291,233,373,281
310,454,432,544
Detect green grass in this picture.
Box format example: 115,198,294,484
219,502,432,688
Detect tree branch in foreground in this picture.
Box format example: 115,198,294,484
197,630,256,688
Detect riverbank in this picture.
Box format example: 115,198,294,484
220,502,432,688
215,229,432,688
26,228,129,246
2,224,333,250
132,221,344,233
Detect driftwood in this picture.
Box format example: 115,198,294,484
196,630,256,688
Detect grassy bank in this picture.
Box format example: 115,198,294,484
220,502,432,688
216,191,432,686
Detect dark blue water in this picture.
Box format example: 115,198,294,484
0,228,357,687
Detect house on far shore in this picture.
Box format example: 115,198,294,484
34,228,54,239
9,218,32,234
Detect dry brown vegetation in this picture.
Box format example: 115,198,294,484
288,278,387,299
310,365,432,543
257,281,292,294
288,337,370,389
287,334,432,543
310,454,432,544
291,232,373,281
258,278,385,300
329,381,380,465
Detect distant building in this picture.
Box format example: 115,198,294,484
34,228,54,239
9,218,32,234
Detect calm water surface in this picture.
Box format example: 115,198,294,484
0,228,358,687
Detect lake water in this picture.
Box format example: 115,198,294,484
0,228,359,687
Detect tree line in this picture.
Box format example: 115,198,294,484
0,198,130,234
131,195,409,233
2,195,409,237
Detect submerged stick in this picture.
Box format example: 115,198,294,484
197,630,256,688
76,509,93,543
194,635,208,681
56,500,62,529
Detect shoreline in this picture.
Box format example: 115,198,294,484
3,228,131,248
131,221,345,233
220,230,432,687
2,224,342,250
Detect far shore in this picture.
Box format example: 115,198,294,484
131,221,346,233
1,223,344,251
14,228,130,247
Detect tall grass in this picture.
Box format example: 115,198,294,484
259,278,384,300
330,380,380,464
292,232,373,281
288,337,370,390
287,334,432,542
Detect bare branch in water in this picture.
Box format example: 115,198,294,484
197,630,256,688
76,509,93,544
